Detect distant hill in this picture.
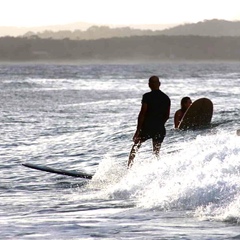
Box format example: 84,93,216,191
1,19,240,63
2,19,240,39
0,22,176,37
0,22,94,37
160,19,240,36
23,26,160,40
17,19,240,40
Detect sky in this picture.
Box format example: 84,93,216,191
0,0,240,27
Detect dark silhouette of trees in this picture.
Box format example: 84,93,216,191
1,35,240,62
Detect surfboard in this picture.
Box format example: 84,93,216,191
178,97,213,130
22,163,93,179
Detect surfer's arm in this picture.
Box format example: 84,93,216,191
133,103,147,142
174,110,182,128
163,105,171,124
137,103,147,131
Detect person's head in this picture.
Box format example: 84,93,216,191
148,76,161,90
181,97,192,110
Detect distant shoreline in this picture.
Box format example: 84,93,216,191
1,34,240,63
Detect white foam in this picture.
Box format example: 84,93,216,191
95,131,240,221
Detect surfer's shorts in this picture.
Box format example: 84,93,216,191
139,127,166,143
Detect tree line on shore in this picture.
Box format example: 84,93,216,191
1,35,240,62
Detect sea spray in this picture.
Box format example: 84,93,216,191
101,131,240,222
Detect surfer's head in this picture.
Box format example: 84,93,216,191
148,76,161,90
181,96,192,111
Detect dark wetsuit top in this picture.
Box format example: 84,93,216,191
139,90,171,142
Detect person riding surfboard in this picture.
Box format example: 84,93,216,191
128,76,171,167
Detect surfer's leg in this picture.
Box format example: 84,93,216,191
152,131,164,158
128,142,142,168
152,140,161,158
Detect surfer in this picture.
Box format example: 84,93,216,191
174,96,192,128
128,76,171,167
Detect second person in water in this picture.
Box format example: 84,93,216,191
174,97,192,128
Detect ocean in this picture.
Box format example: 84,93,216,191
0,62,240,239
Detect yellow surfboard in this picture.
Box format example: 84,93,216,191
178,98,213,130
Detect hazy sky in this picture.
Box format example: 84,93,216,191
1,0,240,27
